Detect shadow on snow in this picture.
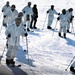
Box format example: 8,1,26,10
16,45,35,67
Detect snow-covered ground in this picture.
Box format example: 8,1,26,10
0,0,75,75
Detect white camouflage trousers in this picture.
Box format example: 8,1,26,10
59,25,67,33
23,14,31,28
47,15,53,26
6,45,18,59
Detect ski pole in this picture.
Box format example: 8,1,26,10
71,22,75,37
25,36,28,52
0,47,6,63
0,41,7,64
42,14,47,30
25,36,36,75
52,20,58,36
54,20,58,30
65,56,75,71
0,12,3,34
0,24,3,34
25,36,30,62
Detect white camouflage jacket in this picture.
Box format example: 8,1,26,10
6,9,18,25
2,5,11,15
58,14,69,26
5,23,27,46
22,6,33,15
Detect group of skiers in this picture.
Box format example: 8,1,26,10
47,5,75,72
1,1,38,67
2,1,38,31
47,5,74,38
1,1,75,72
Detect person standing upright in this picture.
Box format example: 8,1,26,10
47,5,59,29
57,9,69,38
30,4,38,29
2,1,11,27
5,5,18,26
22,2,33,31
5,17,28,66
66,8,74,33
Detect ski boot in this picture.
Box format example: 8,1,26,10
58,33,61,37
27,28,30,32
9,59,15,67
70,66,75,73
63,33,66,38
6,59,10,65
47,26,52,29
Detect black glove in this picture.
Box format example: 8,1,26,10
23,11,25,13
24,24,26,27
6,43,8,48
2,10,3,12
57,17,60,20
47,11,49,13
4,15,6,18
70,16,74,22
7,34,11,39
72,16,74,18
58,13,60,15
25,33,28,36
70,19,72,22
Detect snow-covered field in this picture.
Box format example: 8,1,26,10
0,0,75,75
